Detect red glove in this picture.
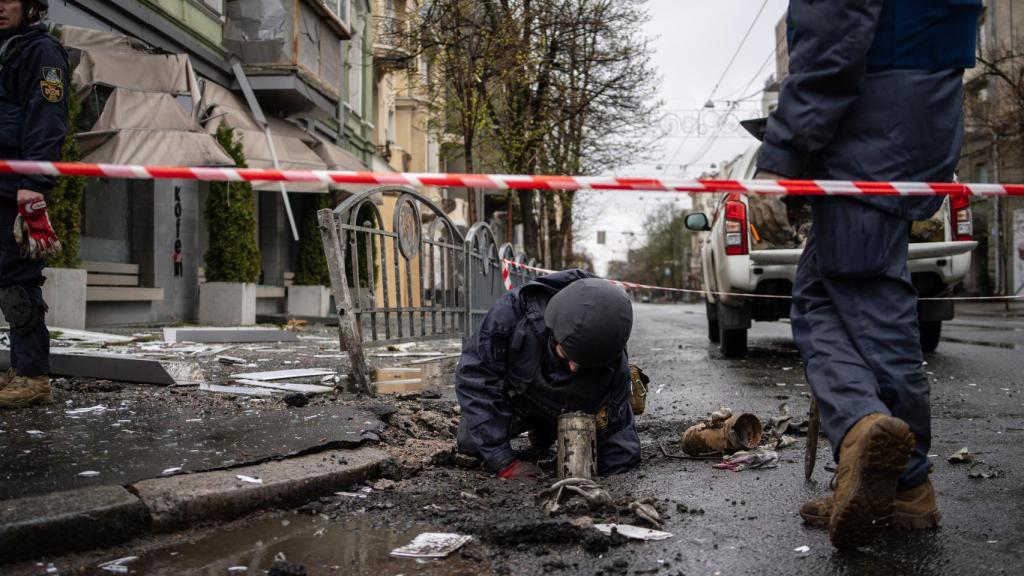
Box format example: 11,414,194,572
14,200,62,260
497,460,542,481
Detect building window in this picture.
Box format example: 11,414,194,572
323,0,350,25
348,25,363,116
976,163,989,184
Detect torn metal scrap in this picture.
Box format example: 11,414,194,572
390,533,473,559
233,379,334,395
199,383,277,397
232,368,337,381
593,524,673,541
713,448,780,472
538,477,613,515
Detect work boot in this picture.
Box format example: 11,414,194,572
0,375,54,408
800,480,941,530
828,413,916,549
0,367,15,391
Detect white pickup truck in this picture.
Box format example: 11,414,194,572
685,144,977,358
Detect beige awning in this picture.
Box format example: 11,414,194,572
59,25,148,54
77,88,233,166
201,81,329,192
73,50,201,104
312,136,367,172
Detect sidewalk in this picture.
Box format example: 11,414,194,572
954,300,1024,318
0,325,463,564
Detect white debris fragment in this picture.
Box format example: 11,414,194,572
26,430,45,436
78,470,101,477
217,355,248,365
236,475,263,484
161,467,183,476
97,556,138,573
334,491,368,499
794,545,811,557
66,405,108,416
227,567,248,573
593,524,673,541
46,563,58,574
390,533,473,558
232,368,336,381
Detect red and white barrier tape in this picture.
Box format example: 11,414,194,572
501,259,1024,302
2,159,1024,196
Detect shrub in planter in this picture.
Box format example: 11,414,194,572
204,123,261,283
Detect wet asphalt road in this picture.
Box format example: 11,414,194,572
618,302,1024,575
14,303,1024,575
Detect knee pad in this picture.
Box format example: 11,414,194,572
0,285,44,337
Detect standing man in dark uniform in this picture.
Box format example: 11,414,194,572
756,0,982,548
0,0,68,409
455,270,642,479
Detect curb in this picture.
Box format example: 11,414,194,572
0,447,389,564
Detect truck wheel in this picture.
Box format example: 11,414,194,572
706,300,720,343
920,321,942,353
719,326,748,358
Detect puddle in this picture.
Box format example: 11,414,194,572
83,514,486,576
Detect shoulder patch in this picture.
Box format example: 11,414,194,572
40,66,63,103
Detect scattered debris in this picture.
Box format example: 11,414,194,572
217,355,248,366
78,470,100,477
65,405,108,416
713,448,780,472
227,568,247,573
949,447,975,464
284,319,308,333
26,430,45,436
0,350,205,386
267,552,307,576
199,383,276,397
232,368,336,381
236,475,263,484
794,545,811,557
593,524,673,541
335,491,369,499
629,500,663,528
539,478,613,515
390,533,473,559
968,463,1005,480
163,327,301,344
97,556,138,573
51,328,134,345
681,409,763,456
234,379,334,395
161,467,183,476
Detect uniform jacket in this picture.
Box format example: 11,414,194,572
0,23,69,202
759,0,979,277
455,270,641,475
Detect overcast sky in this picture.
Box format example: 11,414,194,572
579,0,789,276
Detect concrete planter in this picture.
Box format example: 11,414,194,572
199,282,256,326
43,267,88,330
287,285,332,317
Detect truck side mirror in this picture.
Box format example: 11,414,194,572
685,213,711,232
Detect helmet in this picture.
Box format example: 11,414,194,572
544,278,633,368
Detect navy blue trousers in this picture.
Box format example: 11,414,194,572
0,201,49,377
791,218,930,490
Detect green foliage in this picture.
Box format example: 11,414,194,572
607,208,693,294
204,123,261,283
47,30,84,268
293,195,332,286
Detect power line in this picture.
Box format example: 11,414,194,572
705,0,771,104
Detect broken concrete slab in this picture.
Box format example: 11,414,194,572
133,447,388,532
0,350,204,386
50,328,135,345
163,327,301,344
199,383,277,397
0,485,149,563
232,368,337,381
234,379,335,394
0,405,385,501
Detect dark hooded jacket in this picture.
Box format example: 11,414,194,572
455,269,641,475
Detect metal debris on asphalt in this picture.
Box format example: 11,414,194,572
390,533,474,558
233,379,334,394
161,467,183,476
217,355,248,365
231,368,336,381
65,405,108,416
97,556,139,573
236,475,263,484
629,500,663,528
794,545,811,557
199,383,277,397
539,478,614,515
948,447,975,464
593,524,673,541
713,448,780,472
78,470,100,477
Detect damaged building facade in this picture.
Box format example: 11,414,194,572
44,0,455,327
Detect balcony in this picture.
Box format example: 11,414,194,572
373,15,412,68
223,0,350,112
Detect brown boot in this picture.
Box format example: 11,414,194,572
0,375,54,408
828,413,916,548
0,367,15,391
801,480,941,530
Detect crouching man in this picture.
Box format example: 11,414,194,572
455,270,642,480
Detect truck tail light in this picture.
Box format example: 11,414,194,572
724,195,748,256
950,195,973,241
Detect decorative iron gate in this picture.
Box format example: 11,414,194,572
319,186,540,393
